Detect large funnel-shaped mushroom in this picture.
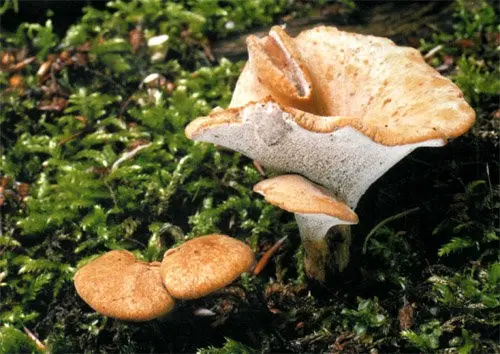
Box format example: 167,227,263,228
185,26,475,279
254,174,358,280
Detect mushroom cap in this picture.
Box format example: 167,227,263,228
253,174,358,224
226,26,475,145
74,250,175,321
160,234,255,300
185,100,444,208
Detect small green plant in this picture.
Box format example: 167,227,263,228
401,320,443,352
0,327,42,354
341,297,390,344
197,338,255,354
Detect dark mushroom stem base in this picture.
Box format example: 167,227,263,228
298,219,351,281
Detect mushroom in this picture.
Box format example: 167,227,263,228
74,250,175,321
147,34,169,62
75,235,255,320
185,26,475,279
160,234,255,300
254,174,358,280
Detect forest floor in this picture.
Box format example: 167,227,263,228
0,0,498,353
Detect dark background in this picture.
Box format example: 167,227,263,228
1,0,107,36
1,1,453,37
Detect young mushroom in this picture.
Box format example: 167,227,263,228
160,234,255,300
74,250,175,322
74,235,255,320
254,174,358,280
185,26,475,280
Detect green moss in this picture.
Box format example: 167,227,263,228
0,327,42,354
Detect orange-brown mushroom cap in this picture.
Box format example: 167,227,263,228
253,174,358,223
160,234,255,300
253,174,358,280
74,250,175,321
224,25,475,145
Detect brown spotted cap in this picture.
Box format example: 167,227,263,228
160,234,255,300
74,250,175,321
253,174,358,223
187,26,475,146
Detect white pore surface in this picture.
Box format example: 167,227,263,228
296,213,355,242
195,102,445,208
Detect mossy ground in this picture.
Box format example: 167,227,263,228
0,0,498,352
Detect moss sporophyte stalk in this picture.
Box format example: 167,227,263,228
0,0,498,352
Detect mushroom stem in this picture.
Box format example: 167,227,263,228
296,215,352,281
253,174,358,281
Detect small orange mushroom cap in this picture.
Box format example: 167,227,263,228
160,234,255,300
253,174,358,223
74,250,175,321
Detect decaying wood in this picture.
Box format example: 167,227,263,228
212,1,452,60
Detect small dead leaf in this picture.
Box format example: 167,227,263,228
128,139,150,151
202,43,215,61
330,332,356,354
71,52,87,67
38,97,67,111
59,50,71,63
456,38,475,48
406,36,420,47
76,41,92,52
253,160,266,177
129,27,144,53
15,48,28,62
88,166,110,175
16,183,29,198
37,60,52,77
1,52,14,67
443,55,454,65
75,115,87,125
1,176,11,188
295,321,304,330
9,75,24,89
398,303,415,330
10,57,36,71
435,56,454,73
166,82,175,93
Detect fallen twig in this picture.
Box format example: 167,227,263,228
424,44,443,59
253,236,288,275
111,143,152,172
253,160,266,177
23,326,46,352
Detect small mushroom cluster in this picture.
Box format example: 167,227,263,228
185,26,476,280
74,234,254,321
